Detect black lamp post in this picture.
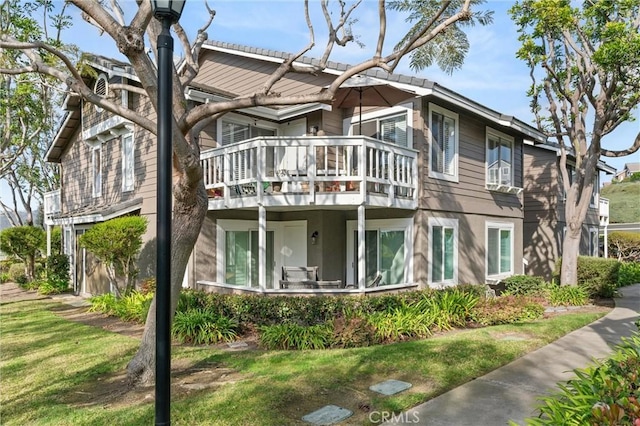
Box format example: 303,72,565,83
150,1,185,425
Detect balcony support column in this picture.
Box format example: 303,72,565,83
357,204,365,290
258,205,267,290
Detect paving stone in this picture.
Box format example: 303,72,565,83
302,405,353,425
369,379,412,396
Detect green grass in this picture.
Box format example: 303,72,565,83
0,300,607,425
601,181,640,223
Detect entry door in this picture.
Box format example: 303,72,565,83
280,223,307,268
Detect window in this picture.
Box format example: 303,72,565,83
347,219,412,287
220,119,276,145
429,104,458,181
224,230,274,288
353,113,408,147
122,133,134,192
487,222,513,277
429,218,458,285
486,129,513,186
92,145,102,198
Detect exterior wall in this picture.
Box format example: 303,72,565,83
523,145,604,281
414,210,523,287
418,98,524,219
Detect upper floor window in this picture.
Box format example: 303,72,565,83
122,133,134,192
429,104,458,182
92,145,102,198
486,129,514,186
351,112,408,147
486,222,513,278
221,119,276,145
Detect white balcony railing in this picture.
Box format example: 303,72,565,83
43,189,61,220
599,197,609,226
201,136,418,209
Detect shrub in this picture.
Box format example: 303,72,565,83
0,272,9,283
8,263,27,285
501,275,547,296
173,308,239,345
332,315,379,348
471,296,544,326
112,291,154,323
0,225,45,281
526,332,640,425
617,262,640,287
89,293,118,315
413,288,479,330
545,284,588,307
367,307,435,342
555,257,620,298
608,231,640,263
258,322,333,350
46,254,69,282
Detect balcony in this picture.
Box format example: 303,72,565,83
599,197,609,226
201,136,418,210
43,189,61,224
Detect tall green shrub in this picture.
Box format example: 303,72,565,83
0,225,45,281
78,216,147,297
617,262,640,287
555,257,620,298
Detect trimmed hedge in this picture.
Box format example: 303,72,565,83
555,257,620,298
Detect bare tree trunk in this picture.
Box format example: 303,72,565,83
560,223,581,286
126,182,207,386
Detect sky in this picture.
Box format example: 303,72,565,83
2,0,639,207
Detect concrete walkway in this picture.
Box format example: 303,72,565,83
385,284,640,426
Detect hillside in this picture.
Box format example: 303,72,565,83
601,181,640,223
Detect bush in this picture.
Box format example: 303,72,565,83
8,263,27,285
0,272,9,283
332,315,379,348
173,308,239,345
471,296,545,326
617,262,640,287
38,277,69,295
545,284,588,307
113,291,154,323
46,254,69,282
501,275,547,296
259,322,333,350
367,307,435,342
608,232,640,263
555,257,620,298
89,293,118,315
526,332,640,425
413,288,479,330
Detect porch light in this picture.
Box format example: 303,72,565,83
311,231,319,245
151,0,186,22
150,1,185,425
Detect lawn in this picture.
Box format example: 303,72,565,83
0,298,608,425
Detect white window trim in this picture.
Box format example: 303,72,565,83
122,132,135,192
342,103,414,149
92,145,102,198
485,221,514,279
216,219,306,285
345,218,413,286
428,103,459,183
428,217,458,287
485,127,514,187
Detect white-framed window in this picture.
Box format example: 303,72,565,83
122,133,135,192
218,115,277,145
486,221,514,278
92,144,102,198
351,112,408,147
346,218,413,286
429,103,458,182
486,128,514,186
428,218,458,286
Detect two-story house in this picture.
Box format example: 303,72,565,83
45,42,549,296
522,142,614,281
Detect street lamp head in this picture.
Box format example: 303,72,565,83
150,0,186,23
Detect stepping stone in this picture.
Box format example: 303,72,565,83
302,405,353,425
369,379,412,396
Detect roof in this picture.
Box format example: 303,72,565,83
47,40,548,162
624,163,640,172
